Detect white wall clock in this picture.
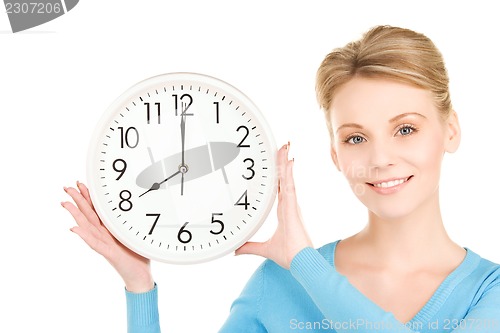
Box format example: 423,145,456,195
87,73,277,264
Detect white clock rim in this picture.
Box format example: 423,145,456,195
86,72,278,264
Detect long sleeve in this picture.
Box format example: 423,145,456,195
290,247,500,333
219,263,267,333
125,284,161,333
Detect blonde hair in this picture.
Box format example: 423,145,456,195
316,25,452,139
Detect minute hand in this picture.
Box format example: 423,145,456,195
180,110,187,196
180,112,186,166
138,170,181,198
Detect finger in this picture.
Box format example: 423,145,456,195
283,159,299,214
62,201,111,248
61,200,96,233
77,181,95,211
64,186,101,228
77,181,103,227
70,225,108,255
277,143,289,197
284,159,296,198
235,241,269,258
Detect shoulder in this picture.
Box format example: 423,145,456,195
466,249,500,282
473,252,500,287
458,249,500,302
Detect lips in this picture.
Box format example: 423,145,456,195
367,176,413,188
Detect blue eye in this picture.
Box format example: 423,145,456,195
347,135,365,144
398,125,416,136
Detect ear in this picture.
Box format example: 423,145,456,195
330,145,341,171
444,110,461,153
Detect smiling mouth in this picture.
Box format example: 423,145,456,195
368,176,413,188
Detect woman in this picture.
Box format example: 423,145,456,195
62,25,500,332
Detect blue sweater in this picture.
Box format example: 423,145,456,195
126,241,500,332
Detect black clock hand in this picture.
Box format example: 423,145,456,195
139,170,181,198
181,110,186,166
180,105,187,196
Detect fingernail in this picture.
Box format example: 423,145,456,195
60,201,66,207
287,141,290,148
63,187,68,192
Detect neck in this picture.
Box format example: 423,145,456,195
355,190,461,269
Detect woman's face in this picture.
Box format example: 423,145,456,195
329,77,460,221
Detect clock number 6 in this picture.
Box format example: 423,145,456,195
178,222,193,244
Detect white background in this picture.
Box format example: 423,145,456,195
1,1,499,332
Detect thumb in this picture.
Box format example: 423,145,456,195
235,241,269,258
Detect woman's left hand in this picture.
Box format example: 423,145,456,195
235,143,313,269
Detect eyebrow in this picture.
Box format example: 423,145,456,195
335,112,427,134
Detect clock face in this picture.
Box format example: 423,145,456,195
87,73,277,264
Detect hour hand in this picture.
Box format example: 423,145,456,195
139,170,181,198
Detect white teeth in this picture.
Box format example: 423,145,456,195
373,178,408,188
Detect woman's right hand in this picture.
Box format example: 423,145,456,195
62,181,154,293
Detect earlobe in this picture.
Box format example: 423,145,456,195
330,146,341,171
445,110,461,153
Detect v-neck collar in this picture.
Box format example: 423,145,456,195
323,240,481,325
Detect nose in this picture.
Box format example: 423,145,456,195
367,140,396,169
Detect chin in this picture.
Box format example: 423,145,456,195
358,195,424,222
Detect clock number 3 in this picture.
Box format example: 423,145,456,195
242,158,255,180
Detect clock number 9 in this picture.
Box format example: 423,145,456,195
112,159,127,180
